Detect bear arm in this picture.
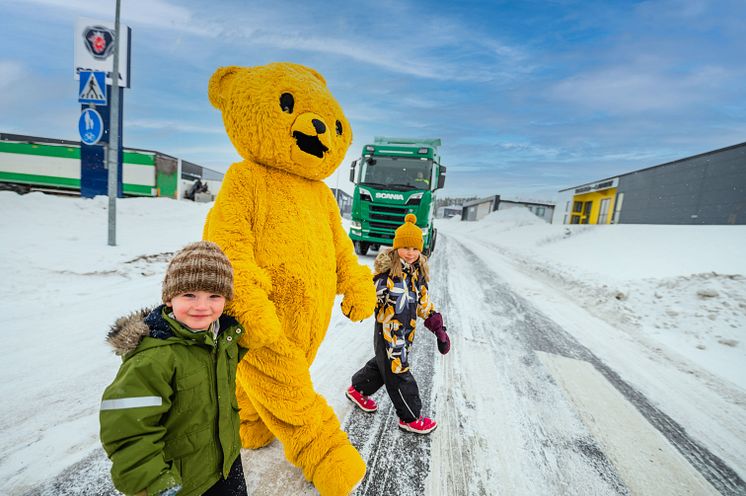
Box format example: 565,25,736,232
204,173,282,349
325,191,377,321
325,190,373,295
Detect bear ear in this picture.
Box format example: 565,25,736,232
302,66,327,86
208,66,241,110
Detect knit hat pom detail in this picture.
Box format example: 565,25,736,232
393,214,423,251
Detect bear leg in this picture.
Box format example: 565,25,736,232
238,336,366,495
235,377,275,449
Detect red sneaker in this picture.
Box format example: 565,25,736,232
398,416,437,434
345,386,378,413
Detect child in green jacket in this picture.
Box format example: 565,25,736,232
100,241,247,496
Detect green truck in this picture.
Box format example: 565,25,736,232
348,137,446,256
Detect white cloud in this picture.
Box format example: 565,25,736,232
21,0,214,35
127,118,224,134
551,63,730,114
0,60,25,91
18,0,530,83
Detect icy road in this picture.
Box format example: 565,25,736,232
27,233,745,496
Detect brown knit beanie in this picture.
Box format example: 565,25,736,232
162,241,234,303
393,214,423,251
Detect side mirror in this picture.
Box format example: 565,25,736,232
366,158,376,165
349,160,357,182
437,165,447,189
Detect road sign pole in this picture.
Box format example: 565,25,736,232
107,0,121,246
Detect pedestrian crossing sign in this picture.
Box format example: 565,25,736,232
78,70,107,105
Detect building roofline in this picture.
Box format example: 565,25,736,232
558,141,746,193
0,132,176,158
1,132,225,177
462,195,499,207
500,199,555,207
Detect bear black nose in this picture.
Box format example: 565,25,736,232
312,119,326,134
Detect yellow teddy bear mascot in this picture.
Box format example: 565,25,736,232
203,62,377,496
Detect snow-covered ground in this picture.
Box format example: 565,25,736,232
1,192,744,495
438,208,746,390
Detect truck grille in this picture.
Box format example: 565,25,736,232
369,204,407,224
369,221,399,229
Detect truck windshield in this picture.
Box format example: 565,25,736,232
359,157,433,191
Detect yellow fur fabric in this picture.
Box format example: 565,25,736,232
203,62,377,496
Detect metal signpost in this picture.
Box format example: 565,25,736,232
107,0,122,246
74,7,130,246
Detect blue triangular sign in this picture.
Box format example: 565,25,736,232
79,71,107,105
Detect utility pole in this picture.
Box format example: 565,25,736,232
335,167,341,205
107,0,121,246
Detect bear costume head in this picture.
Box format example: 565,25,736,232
208,62,352,181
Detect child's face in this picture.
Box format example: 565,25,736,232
168,291,226,331
397,247,421,264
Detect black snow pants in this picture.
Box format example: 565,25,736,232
351,325,422,423
203,455,247,496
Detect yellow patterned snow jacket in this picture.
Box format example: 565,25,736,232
373,249,436,374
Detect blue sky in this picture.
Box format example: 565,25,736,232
2,0,745,200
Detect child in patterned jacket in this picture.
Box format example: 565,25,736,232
346,214,450,434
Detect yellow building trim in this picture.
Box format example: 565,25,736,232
569,188,617,224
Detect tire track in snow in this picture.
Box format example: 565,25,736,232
429,236,629,495
427,236,485,495
453,236,745,495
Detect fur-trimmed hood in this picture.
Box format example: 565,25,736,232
373,248,394,276
373,248,427,276
105,306,173,356
106,305,240,356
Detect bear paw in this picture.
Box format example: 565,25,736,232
312,444,366,496
340,287,376,322
240,418,275,449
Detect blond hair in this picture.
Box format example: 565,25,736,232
386,248,430,282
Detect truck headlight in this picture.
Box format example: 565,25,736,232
406,192,423,205
351,221,361,229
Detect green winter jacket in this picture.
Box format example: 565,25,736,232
100,305,245,496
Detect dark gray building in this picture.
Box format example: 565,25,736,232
461,195,555,222
554,142,746,225
617,142,745,225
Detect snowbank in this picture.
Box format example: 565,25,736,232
439,208,746,389
0,191,377,494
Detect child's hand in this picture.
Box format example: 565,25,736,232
435,327,450,355
424,313,450,355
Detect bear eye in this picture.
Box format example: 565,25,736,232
280,93,294,113
335,120,343,136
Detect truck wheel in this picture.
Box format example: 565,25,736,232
354,241,370,256
425,229,437,256
370,244,380,252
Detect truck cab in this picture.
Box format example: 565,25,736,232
348,137,446,256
